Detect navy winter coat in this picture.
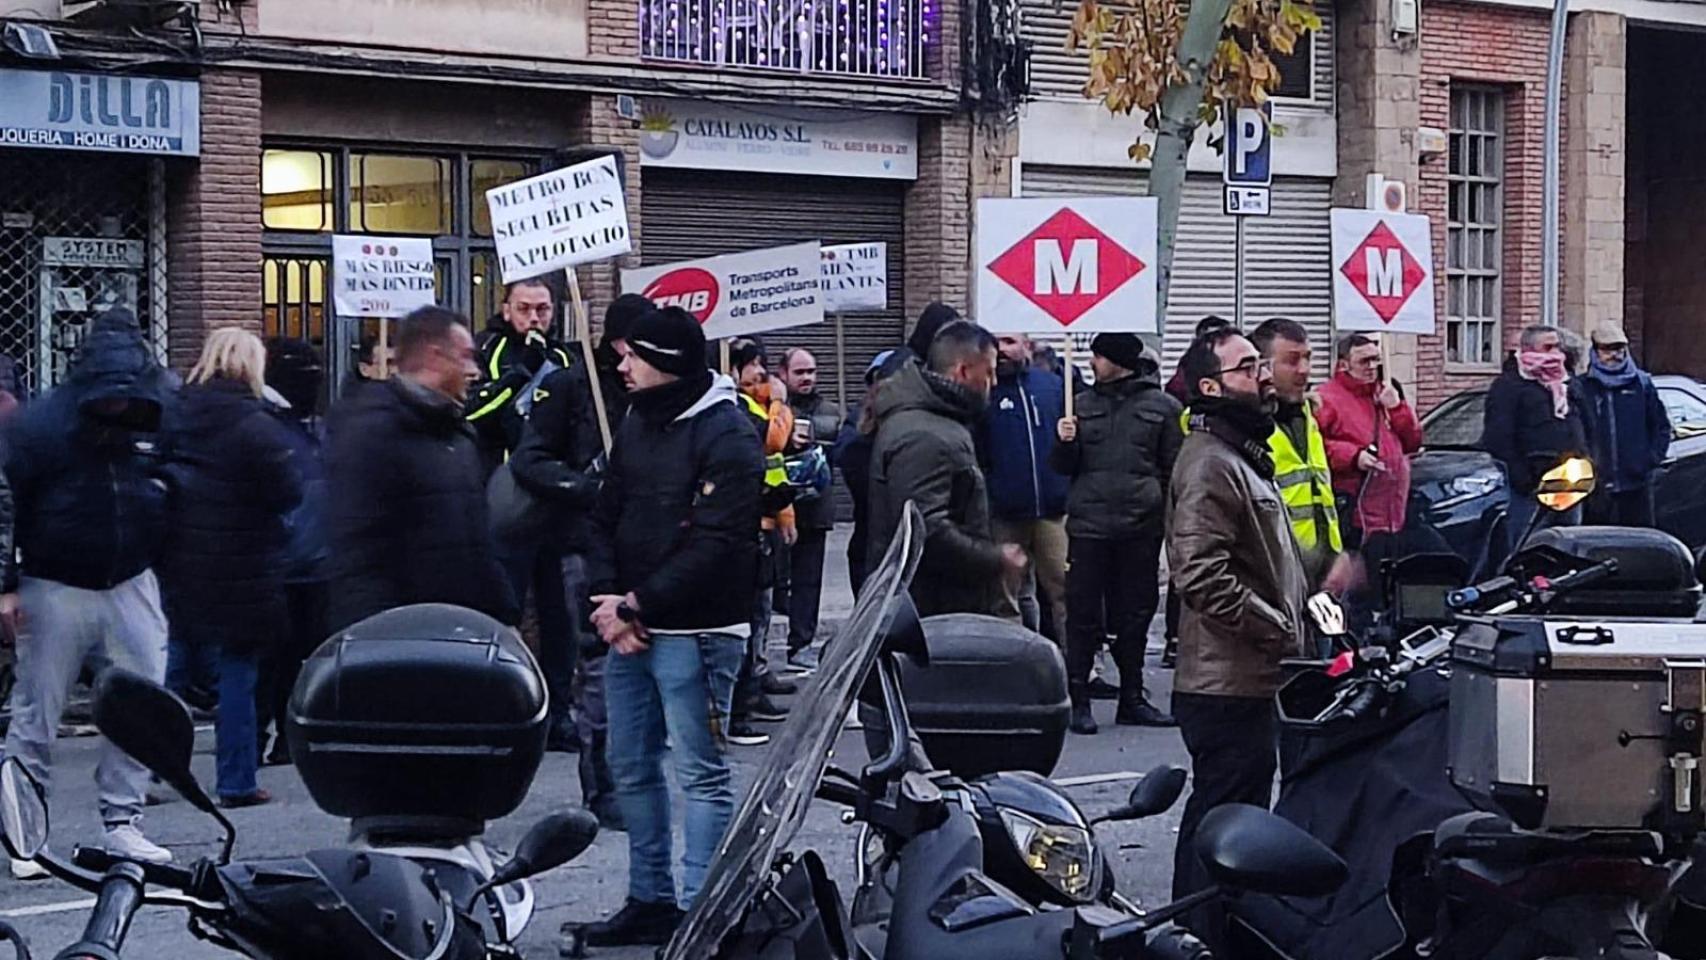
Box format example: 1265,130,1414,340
160,379,304,649
977,367,1070,521
5,309,172,591
1480,358,1593,495
1580,367,1671,493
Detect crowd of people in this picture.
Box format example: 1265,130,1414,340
0,275,1676,952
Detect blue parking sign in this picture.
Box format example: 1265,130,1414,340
1224,102,1273,187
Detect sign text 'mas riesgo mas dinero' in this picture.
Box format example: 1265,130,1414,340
486,154,632,283
619,241,824,340
332,235,436,319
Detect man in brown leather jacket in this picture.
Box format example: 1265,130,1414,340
1165,327,1308,944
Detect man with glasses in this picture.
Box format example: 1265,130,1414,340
1580,323,1670,527
1316,334,1423,544
1166,328,1307,950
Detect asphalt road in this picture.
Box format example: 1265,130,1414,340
0,530,1189,960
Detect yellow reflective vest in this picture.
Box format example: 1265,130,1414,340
740,392,792,494
1179,403,1342,553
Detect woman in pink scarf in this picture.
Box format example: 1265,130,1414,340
1481,325,1592,553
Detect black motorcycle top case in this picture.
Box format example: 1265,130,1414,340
861,614,1068,779
287,604,549,829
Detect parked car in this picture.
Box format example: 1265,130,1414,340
1411,374,1706,574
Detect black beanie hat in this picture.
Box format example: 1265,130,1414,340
727,338,765,374
908,302,962,357
629,306,707,377
604,293,653,346
1091,333,1147,374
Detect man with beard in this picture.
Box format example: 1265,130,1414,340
1166,328,1307,945
868,321,1026,619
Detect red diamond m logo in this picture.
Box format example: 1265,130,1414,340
1339,221,1427,324
986,208,1146,327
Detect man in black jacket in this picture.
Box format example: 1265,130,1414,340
509,292,649,827
2,309,175,873
777,347,841,667
466,278,574,464
868,321,1025,619
325,307,518,633
579,307,763,946
1051,334,1182,735
1481,324,1593,551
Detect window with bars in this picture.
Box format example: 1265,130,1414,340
1446,86,1504,367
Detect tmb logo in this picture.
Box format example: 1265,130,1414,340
641,267,720,323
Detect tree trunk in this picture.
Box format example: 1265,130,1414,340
1147,0,1236,326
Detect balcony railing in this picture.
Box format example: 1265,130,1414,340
639,0,930,80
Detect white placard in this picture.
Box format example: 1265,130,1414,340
332,235,436,319
621,242,824,341
1330,208,1436,335
820,242,888,312
974,197,1159,334
486,155,632,283
42,237,143,269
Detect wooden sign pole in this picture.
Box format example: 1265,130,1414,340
377,317,390,379
1062,335,1075,418
719,339,732,375
835,312,848,415
565,266,613,455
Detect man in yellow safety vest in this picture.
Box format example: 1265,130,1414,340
1247,318,1345,591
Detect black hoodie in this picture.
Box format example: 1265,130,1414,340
5,309,172,591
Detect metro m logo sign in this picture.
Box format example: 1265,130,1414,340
1035,239,1098,297
976,197,1158,334
1330,209,1435,334
984,207,1147,327
1365,247,1404,299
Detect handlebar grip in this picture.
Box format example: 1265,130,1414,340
1339,684,1386,723
816,779,860,807
1551,559,1619,593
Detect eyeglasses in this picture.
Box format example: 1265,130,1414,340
1216,357,1274,379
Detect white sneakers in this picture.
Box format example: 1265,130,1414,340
9,857,46,881
102,823,173,865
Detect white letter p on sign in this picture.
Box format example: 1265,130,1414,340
1366,247,1404,298
1035,239,1098,296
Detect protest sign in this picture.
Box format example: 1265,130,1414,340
1330,208,1435,334
621,241,824,340
975,197,1159,334
486,154,631,283
820,242,888,312
332,235,435,318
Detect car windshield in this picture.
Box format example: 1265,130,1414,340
663,504,925,960
1422,392,1487,450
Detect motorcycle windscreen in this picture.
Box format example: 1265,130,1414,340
664,503,926,960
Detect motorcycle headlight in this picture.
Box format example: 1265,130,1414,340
999,808,1097,901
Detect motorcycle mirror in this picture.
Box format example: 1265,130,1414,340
1193,804,1346,898
469,809,599,911
1535,456,1596,513
1306,593,1347,637
1095,765,1188,824
93,669,237,863
0,759,48,861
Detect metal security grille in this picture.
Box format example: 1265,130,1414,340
0,149,166,396
1446,86,1504,368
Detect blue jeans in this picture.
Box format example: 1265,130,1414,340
604,631,744,907
165,640,261,799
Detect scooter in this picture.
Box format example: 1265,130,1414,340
0,669,598,959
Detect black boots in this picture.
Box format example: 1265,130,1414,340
580,898,684,947
1069,697,1099,735
1115,693,1177,728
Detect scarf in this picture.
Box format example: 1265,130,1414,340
1517,351,1570,419
1588,352,1640,389
629,369,713,426
1192,395,1277,479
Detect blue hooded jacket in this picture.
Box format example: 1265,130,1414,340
978,365,1070,521
1581,356,1671,492
5,309,174,590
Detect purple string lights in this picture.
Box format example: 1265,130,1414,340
642,0,927,76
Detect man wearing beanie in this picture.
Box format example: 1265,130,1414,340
579,306,763,946
510,291,652,827
1051,333,1182,735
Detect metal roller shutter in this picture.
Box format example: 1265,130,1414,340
640,169,906,413
1020,166,1335,379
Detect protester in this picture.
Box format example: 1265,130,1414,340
1482,324,1593,550
1051,334,1181,734
256,338,330,768
580,306,763,945
467,278,574,464
1163,315,1233,666
833,352,892,597
1580,323,1670,527
868,321,1025,619
1167,328,1307,949
1316,334,1424,541
1249,318,1345,593
158,329,303,808
2,308,175,874
980,333,1070,642
342,333,394,395
874,302,961,383
511,292,649,827
777,347,841,667
325,307,517,632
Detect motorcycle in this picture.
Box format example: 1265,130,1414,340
1227,458,1706,960
632,502,1348,960
0,669,598,960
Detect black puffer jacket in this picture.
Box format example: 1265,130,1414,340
509,348,630,552
867,359,1007,618
159,378,303,648
326,377,518,632
5,309,171,591
587,372,763,632
1480,357,1594,494
1050,369,1184,540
